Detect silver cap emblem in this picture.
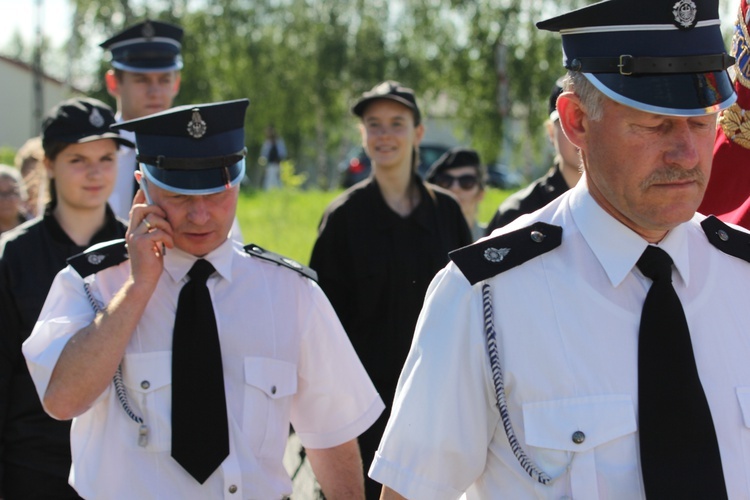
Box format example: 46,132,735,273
89,108,105,128
187,109,207,138
141,21,155,39
484,247,510,263
87,253,105,265
672,0,697,29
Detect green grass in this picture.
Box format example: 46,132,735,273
236,186,517,264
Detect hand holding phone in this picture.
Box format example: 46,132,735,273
138,172,166,256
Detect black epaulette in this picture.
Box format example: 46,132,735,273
449,222,562,285
701,215,750,264
244,243,318,282
67,239,130,278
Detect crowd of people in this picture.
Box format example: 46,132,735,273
3,0,750,498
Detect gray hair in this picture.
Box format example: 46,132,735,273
0,164,27,201
561,72,605,122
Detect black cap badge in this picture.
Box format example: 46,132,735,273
673,0,698,29
142,20,155,39
89,108,105,128
187,109,207,138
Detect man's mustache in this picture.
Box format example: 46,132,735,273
641,166,705,188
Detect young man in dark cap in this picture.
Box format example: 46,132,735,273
22,99,383,499
485,79,581,233
425,146,486,240
100,20,182,220
371,0,750,498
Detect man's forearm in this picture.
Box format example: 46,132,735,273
43,277,153,420
306,439,365,500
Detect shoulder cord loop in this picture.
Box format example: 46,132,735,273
482,282,552,485
83,281,148,446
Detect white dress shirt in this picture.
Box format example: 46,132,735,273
24,238,383,499
370,178,750,499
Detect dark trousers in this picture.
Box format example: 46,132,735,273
2,463,83,500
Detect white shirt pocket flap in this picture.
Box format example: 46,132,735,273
523,395,636,452
244,357,297,399
736,387,750,428
121,351,172,394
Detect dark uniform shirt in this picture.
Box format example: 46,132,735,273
485,162,570,235
0,203,126,499
309,175,471,497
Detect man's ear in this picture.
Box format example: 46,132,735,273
172,72,182,98
105,70,120,98
557,92,587,151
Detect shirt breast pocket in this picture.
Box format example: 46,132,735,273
523,395,638,499
121,351,173,452
243,357,297,458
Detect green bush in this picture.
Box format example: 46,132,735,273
235,187,515,264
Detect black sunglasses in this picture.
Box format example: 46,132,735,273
433,172,479,190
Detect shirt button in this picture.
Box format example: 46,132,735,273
271,385,277,395
228,485,238,494
140,380,150,390
530,230,546,243
718,229,729,241
571,430,585,444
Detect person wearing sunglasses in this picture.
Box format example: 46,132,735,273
426,147,486,241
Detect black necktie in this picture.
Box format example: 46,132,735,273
637,246,727,499
171,259,229,484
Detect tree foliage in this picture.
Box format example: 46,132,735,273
67,0,597,187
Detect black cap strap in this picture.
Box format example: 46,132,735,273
137,149,246,170
568,53,735,76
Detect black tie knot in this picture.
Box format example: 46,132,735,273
188,259,215,284
636,246,673,282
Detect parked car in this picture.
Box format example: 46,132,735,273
486,163,525,189
339,143,451,188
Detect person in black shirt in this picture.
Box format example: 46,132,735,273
0,97,133,499
309,81,471,499
485,80,581,234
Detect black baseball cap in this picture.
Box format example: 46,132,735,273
548,78,565,121
41,97,134,150
537,0,736,116
352,81,422,125
111,99,249,195
426,147,482,182
100,20,183,73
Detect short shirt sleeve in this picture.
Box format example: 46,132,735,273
290,279,384,449
22,266,99,404
368,264,500,499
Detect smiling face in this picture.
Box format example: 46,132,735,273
559,93,716,242
45,139,118,213
360,99,424,174
106,70,181,120
149,182,238,257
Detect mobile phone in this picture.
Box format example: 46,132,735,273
139,171,154,205
138,171,166,255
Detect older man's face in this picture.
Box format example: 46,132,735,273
148,182,238,257
578,98,716,242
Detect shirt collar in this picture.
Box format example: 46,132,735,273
569,178,690,287
163,237,236,285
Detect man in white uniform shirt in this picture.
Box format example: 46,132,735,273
370,0,750,498
22,99,384,499
101,20,182,221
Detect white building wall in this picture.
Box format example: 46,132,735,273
0,56,81,150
